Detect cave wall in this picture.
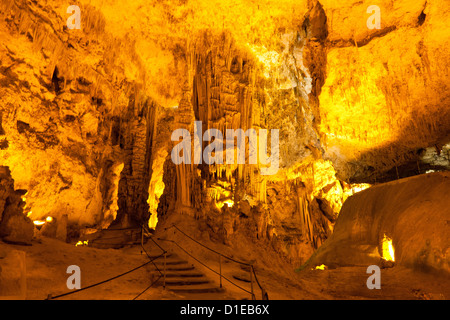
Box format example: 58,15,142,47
0,0,159,229
318,0,450,182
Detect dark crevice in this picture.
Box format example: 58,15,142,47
51,66,64,94
0,112,5,136
0,139,8,150
418,10,426,26
17,120,31,134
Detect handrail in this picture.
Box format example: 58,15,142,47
141,223,167,254
166,224,252,266
164,223,268,300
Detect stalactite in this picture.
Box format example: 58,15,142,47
296,186,313,244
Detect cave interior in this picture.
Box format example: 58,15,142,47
0,0,449,300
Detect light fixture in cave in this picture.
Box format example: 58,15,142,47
381,234,395,262
32,216,53,229
75,240,89,247
33,220,45,231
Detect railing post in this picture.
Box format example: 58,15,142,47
163,252,167,290
219,255,223,288
250,265,254,300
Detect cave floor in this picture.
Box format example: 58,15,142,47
1,237,448,300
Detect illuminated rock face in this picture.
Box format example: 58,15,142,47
318,0,450,182
0,1,152,229
0,0,448,264
113,95,157,227
0,166,33,244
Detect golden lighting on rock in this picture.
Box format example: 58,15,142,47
350,183,371,194
46,216,53,222
33,220,45,226
215,199,234,209
27,211,32,217
224,200,234,207
381,234,395,262
312,264,327,270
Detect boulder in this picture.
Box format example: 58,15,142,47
1,215,34,245
0,250,27,299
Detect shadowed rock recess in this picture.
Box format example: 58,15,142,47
0,0,449,300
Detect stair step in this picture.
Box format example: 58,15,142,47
169,285,226,294
232,274,251,283
162,272,205,278
153,260,189,266
144,247,225,296
157,278,210,286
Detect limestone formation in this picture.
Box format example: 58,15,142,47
0,166,33,245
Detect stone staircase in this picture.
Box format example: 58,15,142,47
147,251,226,295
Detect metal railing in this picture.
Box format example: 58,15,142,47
161,223,269,300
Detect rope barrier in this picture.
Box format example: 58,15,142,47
48,226,167,300
46,254,162,300
132,274,163,300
